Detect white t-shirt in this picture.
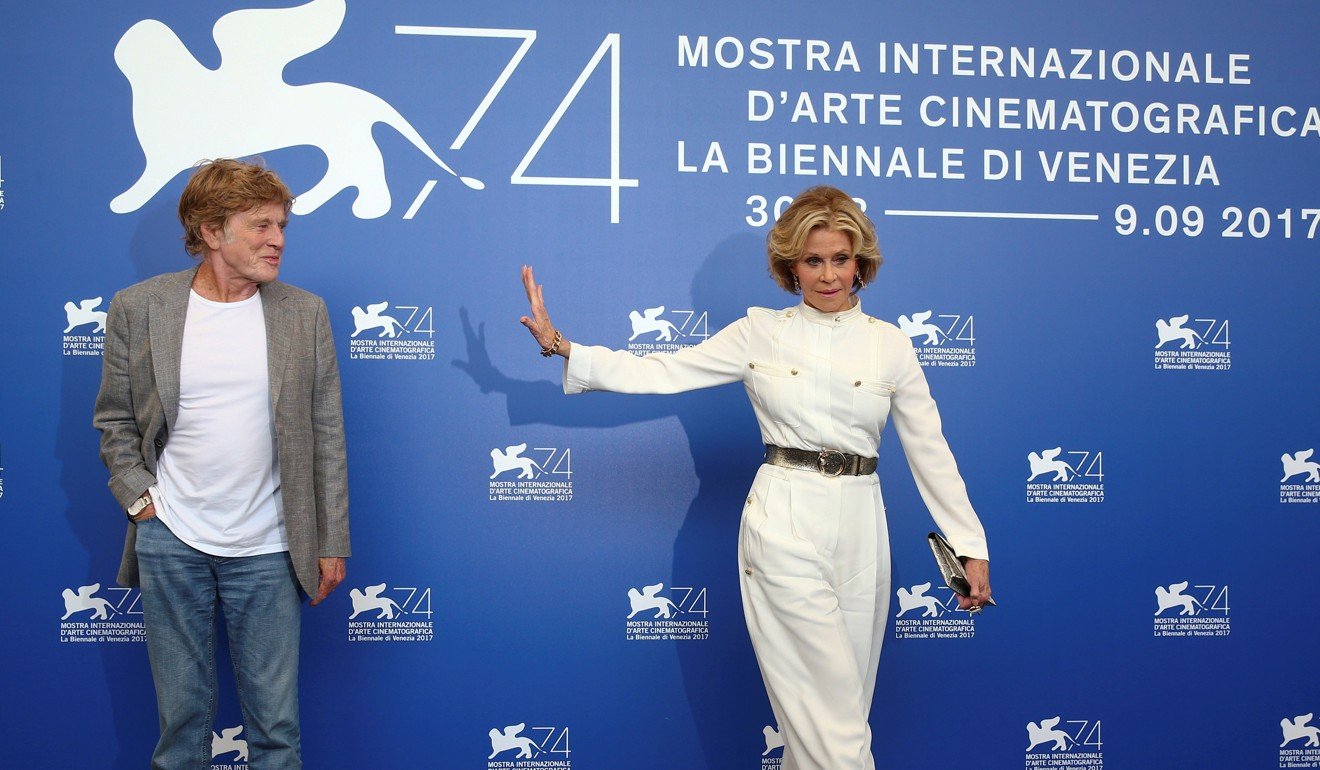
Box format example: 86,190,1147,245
152,290,287,556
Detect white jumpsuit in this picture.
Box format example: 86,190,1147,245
564,300,988,770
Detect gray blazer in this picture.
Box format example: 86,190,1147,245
93,267,350,597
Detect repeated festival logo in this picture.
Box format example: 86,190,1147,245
58,582,145,643
896,310,976,367
623,306,710,354
347,301,435,361
1280,449,1320,504
0,443,6,502
892,580,976,640
346,582,434,643
1153,314,1230,371
761,724,784,769
624,582,709,641
1024,716,1103,769
486,723,571,769
62,296,107,357
488,442,573,502
1280,713,1320,768
211,725,249,769
1026,446,1105,503
1152,581,1230,638
0,154,6,210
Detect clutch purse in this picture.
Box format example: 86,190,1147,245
927,532,995,608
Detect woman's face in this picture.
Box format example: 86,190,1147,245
792,228,857,313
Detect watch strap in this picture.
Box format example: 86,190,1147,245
126,493,152,519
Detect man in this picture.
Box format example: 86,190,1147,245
94,158,349,769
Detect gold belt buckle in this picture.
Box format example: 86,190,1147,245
818,449,846,477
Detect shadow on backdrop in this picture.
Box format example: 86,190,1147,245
453,233,795,767
127,193,189,282
58,357,156,768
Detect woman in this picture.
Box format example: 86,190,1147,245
519,185,991,770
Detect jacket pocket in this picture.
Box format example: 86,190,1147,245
851,378,895,441
747,361,803,428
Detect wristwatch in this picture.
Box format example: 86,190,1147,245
126,492,153,520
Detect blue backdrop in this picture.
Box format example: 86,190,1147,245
1,1,1317,768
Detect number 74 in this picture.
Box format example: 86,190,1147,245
395,26,638,222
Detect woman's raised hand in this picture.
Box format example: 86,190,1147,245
519,265,570,358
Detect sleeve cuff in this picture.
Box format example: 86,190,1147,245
563,346,594,394
949,534,989,562
111,466,158,509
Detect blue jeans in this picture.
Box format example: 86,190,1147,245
134,516,302,770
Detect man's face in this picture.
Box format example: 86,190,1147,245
203,201,287,285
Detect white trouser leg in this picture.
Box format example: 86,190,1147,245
739,466,888,770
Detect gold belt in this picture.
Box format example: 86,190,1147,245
764,444,878,477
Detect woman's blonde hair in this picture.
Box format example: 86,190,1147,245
766,186,881,293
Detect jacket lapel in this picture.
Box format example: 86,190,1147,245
262,281,293,410
149,268,196,431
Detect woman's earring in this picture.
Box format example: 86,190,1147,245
855,275,866,290
792,274,800,293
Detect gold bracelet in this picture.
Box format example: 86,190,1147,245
540,329,563,357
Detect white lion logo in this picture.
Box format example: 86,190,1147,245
211,726,249,762
895,582,943,618
762,725,783,756
348,583,404,620
1025,717,1073,752
1027,447,1075,482
488,723,537,759
1281,714,1320,748
351,301,406,338
110,0,482,219
1155,315,1204,349
60,584,115,620
63,297,108,333
1281,449,1320,483
1154,581,1203,616
897,310,944,346
628,307,682,342
490,444,538,480
626,583,679,619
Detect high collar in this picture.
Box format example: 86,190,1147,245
796,296,863,326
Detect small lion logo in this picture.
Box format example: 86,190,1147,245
762,725,783,756
1027,447,1075,482
60,584,115,620
490,444,539,480
1155,315,1204,349
111,0,482,219
1281,449,1320,483
1154,581,1203,617
348,584,404,620
211,726,249,763
898,310,945,346
628,306,682,342
488,723,537,759
895,582,943,618
626,583,679,619
63,297,108,333
1281,714,1320,748
1026,717,1074,752
351,301,406,338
